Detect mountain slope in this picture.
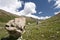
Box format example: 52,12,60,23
0,9,37,24
0,9,19,23
22,13,60,40
0,9,60,40
0,10,37,40
0,10,20,39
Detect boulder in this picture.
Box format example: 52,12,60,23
5,17,26,39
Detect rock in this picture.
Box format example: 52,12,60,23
5,17,26,40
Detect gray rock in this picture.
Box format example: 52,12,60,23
5,17,26,39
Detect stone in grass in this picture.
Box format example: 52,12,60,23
5,17,26,40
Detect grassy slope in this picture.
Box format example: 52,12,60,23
0,9,60,40
22,13,60,40
0,9,19,23
0,10,19,39
0,10,37,40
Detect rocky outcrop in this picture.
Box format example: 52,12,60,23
5,17,26,40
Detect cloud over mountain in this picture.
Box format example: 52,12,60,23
0,0,37,19
54,11,60,15
0,0,22,14
0,0,51,20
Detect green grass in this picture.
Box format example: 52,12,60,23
0,10,19,40
0,10,19,23
0,10,37,40
0,22,8,40
22,23,60,40
22,13,60,40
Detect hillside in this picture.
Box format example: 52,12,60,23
0,9,60,40
0,9,37,23
0,9,20,23
0,10,37,40
0,10,19,40
22,13,60,40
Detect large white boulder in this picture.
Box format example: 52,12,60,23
5,17,26,39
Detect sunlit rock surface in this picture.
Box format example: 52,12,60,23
5,17,26,40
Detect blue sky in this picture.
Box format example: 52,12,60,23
20,0,60,17
0,0,60,19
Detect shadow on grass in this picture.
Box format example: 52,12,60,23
1,36,18,40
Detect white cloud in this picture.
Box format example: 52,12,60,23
0,0,22,14
48,0,60,8
17,2,37,19
39,16,51,20
54,0,60,8
38,11,42,14
0,0,50,20
0,0,51,20
26,14,40,19
0,0,37,19
54,11,60,15
25,14,51,20
48,0,52,3
18,2,36,16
